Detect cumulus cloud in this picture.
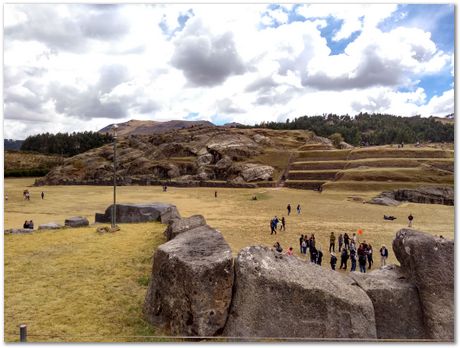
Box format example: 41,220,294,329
171,18,246,87
419,89,454,116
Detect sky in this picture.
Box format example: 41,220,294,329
3,3,455,139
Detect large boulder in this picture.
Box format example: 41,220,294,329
164,215,207,241
95,203,180,224
64,216,89,227
393,187,454,206
238,164,274,182
223,246,377,339
4,228,34,234
144,226,234,336
38,222,64,230
196,153,213,166
392,229,454,340
367,191,401,206
350,265,426,339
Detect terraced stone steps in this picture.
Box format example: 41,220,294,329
288,170,339,181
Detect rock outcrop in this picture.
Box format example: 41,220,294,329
393,229,454,340
350,265,426,339
370,187,453,206
95,203,180,224
223,246,377,339
4,228,34,234
64,216,89,227
164,215,207,241
144,226,234,336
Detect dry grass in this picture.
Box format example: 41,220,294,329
5,151,64,170
4,178,454,342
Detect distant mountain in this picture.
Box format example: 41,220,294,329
99,119,215,136
4,139,24,151
223,122,245,128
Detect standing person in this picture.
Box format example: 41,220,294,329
380,245,389,267
287,204,291,216
280,216,286,231
316,249,323,265
309,234,316,249
344,233,350,249
214,191,217,198
273,216,279,231
330,252,337,270
41,191,45,199
339,248,349,270
329,232,336,252
299,234,304,253
352,232,358,244
408,213,414,227
29,220,34,229
358,243,367,273
310,246,317,263
350,247,357,272
367,244,373,269
296,204,301,215
304,235,310,254
5,193,8,201
301,238,307,255
338,233,344,252
270,219,276,235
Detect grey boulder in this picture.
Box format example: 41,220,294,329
144,226,233,336
64,216,89,227
223,246,377,339
350,265,426,339
164,215,207,241
4,228,34,234
95,203,180,224
393,229,454,341
38,222,64,230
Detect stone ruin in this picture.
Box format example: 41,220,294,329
143,208,454,341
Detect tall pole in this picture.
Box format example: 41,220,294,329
112,125,118,228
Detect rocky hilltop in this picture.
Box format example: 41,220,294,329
36,126,328,187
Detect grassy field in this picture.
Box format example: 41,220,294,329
4,178,455,342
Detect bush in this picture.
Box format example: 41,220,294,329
329,133,344,148
4,168,50,177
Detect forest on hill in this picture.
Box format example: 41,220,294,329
20,131,113,157
255,113,454,146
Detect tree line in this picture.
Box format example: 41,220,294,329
20,131,113,156
255,113,454,146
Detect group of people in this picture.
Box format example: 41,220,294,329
22,190,45,200
274,241,324,265
23,220,34,229
270,216,286,234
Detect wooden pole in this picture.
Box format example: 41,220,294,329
19,324,27,342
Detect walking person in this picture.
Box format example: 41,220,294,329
301,239,307,255
287,204,291,216
41,191,44,199
358,243,367,273
329,232,336,252
296,204,301,215
280,216,286,231
408,213,414,227
299,234,305,253
330,252,337,270
338,233,344,252
339,248,349,270
380,245,389,267
367,244,374,269
270,219,276,235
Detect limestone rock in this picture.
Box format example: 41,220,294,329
215,156,233,170
164,215,207,241
4,228,34,234
367,196,401,206
339,141,354,149
393,229,454,340
144,226,233,336
350,265,426,339
223,246,377,339
38,222,64,230
95,203,180,224
196,153,213,166
238,164,274,182
394,187,453,206
64,216,89,227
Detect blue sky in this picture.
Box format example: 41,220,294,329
3,3,455,139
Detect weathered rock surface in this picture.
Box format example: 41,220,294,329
394,187,454,206
144,226,233,336
393,229,454,340
64,216,89,227
237,163,274,182
4,228,34,234
38,222,64,230
223,246,377,339
367,195,401,206
350,265,426,339
95,203,180,224
164,215,207,241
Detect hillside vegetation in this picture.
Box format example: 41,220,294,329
5,151,64,177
